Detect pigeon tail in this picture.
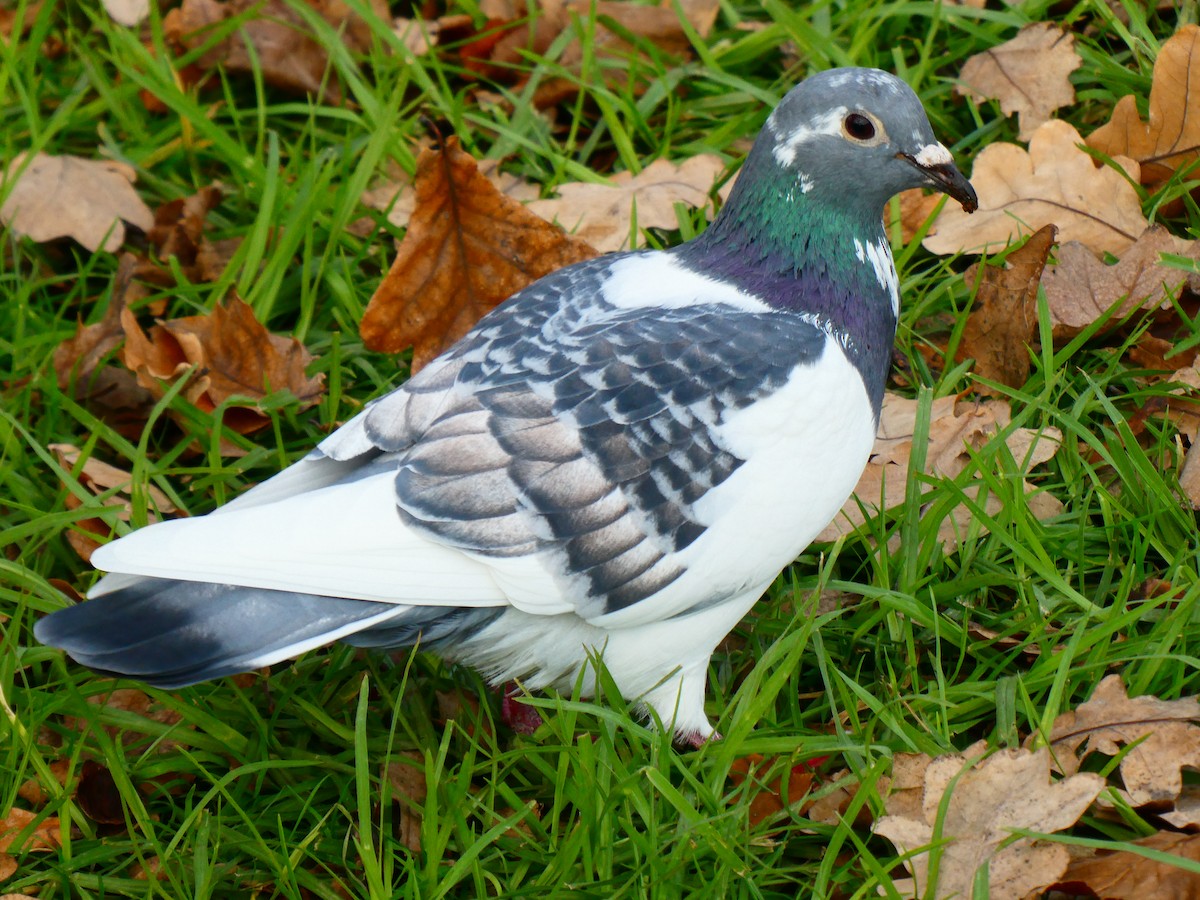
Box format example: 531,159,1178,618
34,578,411,688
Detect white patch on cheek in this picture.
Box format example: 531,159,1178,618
854,237,900,316
914,142,953,167
773,107,846,166
798,172,813,193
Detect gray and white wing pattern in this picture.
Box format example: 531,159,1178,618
342,257,829,619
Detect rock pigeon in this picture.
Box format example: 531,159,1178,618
35,68,977,744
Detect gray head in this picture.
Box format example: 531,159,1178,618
760,67,977,215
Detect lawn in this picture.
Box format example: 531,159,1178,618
2,0,1199,897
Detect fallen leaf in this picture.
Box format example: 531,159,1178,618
0,807,63,854
1088,25,1200,186
1179,439,1200,509
17,760,71,807
121,297,325,435
463,0,700,106
392,17,440,56
1055,831,1200,899
923,120,1147,257
75,760,124,825
875,747,1104,900
527,155,727,252
52,257,158,438
1040,227,1200,340
360,137,597,369
1,1,43,39
728,755,816,827
143,185,237,284
0,153,154,253
1034,674,1200,807
957,24,1082,140
817,394,1062,548
957,224,1056,392
163,0,387,104
50,444,178,561
361,157,541,231
385,751,426,853
1162,785,1200,829
103,0,149,26
891,189,943,244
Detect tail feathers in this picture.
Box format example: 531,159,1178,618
35,578,409,688
344,605,504,650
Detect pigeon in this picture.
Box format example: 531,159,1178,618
35,67,977,744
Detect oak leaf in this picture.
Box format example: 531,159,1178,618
50,444,178,561
143,185,239,284
890,188,943,244
121,297,324,435
1056,831,1200,899
1040,226,1200,340
53,257,157,438
162,0,387,104
875,747,1103,900
957,224,1056,392
360,137,597,370
0,807,62,855
0,152,154,252
817,393,1062,549
1034,674,1200,807
728,755,816,827
527,155,727,252
957,24,1081,141
465,0,709,106
1088,25,1200,186
923,120,1147,257
362,156,540,231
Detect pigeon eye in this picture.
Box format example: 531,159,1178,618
843,113,876,141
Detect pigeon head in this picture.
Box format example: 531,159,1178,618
759,67,977,215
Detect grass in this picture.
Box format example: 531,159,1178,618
2,0,1199,896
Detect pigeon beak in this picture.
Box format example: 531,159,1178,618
899,151,978,213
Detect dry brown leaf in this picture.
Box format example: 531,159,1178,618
817,393,1062,548
875,747,1104,900
17,760,71,808
463,0,700,106
1161,785,1200,829
143,186,238,284
103,0,149,26
1035,674,1200,807
121,297,324,435
957,224,1056,392
0,153,154,253
0,807,63,854
527,155,726,252
1040,226,1200,341
1055,831,1200,899
360,137,597,369
1088,25,1200,187
50,444,178,561
923,120,1147,257
1,1,43,40
728,755,816,827
362,157,541,231
0,859,16,882
53,258,158,438
891,189,943,244
957,24,1081,141
385,751,426,853
163,0,387,104
1179,439,1200,510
